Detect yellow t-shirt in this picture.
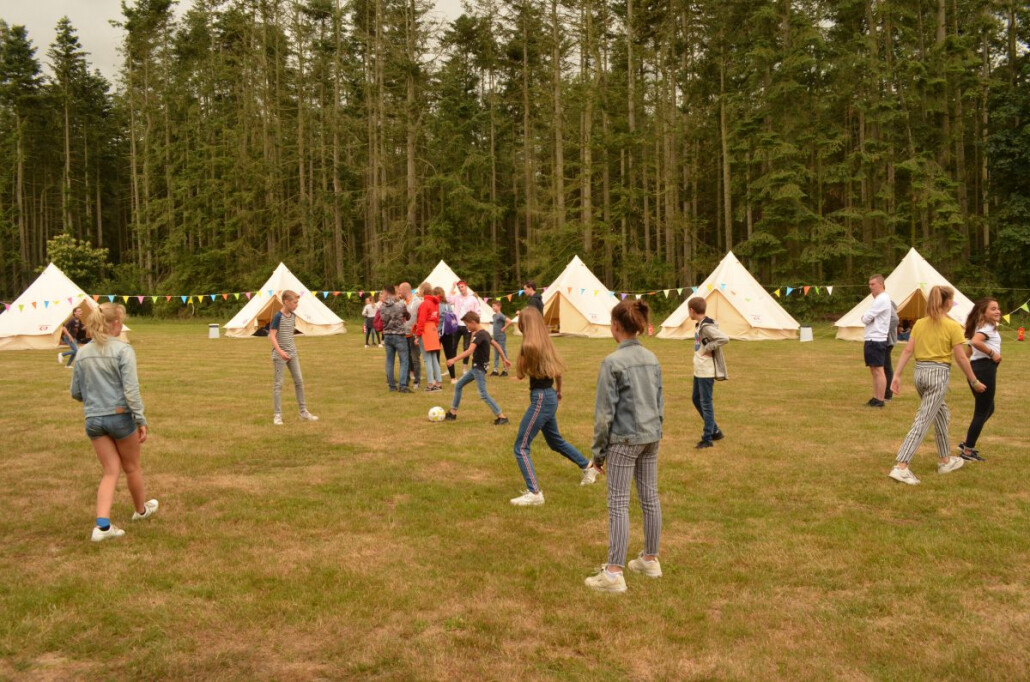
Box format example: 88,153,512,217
912,317,965,364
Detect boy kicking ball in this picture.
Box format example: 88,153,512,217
446,312,511,425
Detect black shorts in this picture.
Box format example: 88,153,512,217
864,340,888,367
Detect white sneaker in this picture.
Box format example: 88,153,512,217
509,490,544,506
364,344,369,349
584,566,627,593
888,466,920,485
273,414,283,426
580,466,598,486
299,411,319,422
132,499,159,521
939,456,965,474
57,352,64,365
91,525,126,542
627,552,662,578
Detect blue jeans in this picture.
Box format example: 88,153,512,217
452,367,500,415
422,347,442,384
383,335,409,389
493,333,507,371
513,388,588,493
61,339,79,366
692,377,719,441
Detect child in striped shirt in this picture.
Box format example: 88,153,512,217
271,290,319,425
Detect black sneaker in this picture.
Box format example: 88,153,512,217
398,386,413,394
445,412,457,421
958,443,985,462
388,386,397,392
866,397,879,406
494,417,510,426
868,399,885,408
500,371,509,377
711,430,725,441
490,371,499,376
695,440,713,449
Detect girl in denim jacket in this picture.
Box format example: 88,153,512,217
585,299,663,594
71,303,158,541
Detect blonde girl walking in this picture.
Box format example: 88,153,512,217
888,285,985,485
509,307,596,507
71,303,157,541
585,299,663,593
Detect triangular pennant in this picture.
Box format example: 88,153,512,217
151,296,158,303
121,296,129,303
358,290,364,298
827,286,833,296
268,289,274,297
245,292,252,300
31,301,37,309
234,293,240,300
677,288,683,295
745,297,751,302
3,304,9,312
664,290,670,298
814,286,821,295
137,296,145,304
107,295,115,302
1003,314,1010,324
634,294,642,300
691,287,698,294
719,283,726,290
774,289,781,298
706,284,713,292
92,295,100,302
593,290,599,296
619,293,627,300
209,294,216,301
333,291,340,297
506,294,513,302
43,300,50,309
165,295,172,302
180,296,188,303
1021,303,1030,313
803,286,811,296
518,289,525,296
67,297,73,305
786,287,794,297
323,291,329,299
18,304,24,312
222,293,229,300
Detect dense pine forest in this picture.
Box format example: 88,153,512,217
1,0,1028,307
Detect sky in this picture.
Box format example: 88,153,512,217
0,0,464,83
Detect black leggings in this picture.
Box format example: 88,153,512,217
883,344,894,400
964,358,997,448
441,332,460,379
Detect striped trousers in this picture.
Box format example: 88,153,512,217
895,362,951,464
606,441,662,567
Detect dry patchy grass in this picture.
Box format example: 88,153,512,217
1,318,1028,680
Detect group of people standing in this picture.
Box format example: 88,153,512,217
861,275,1003,485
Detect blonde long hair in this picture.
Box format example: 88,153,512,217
516,306,565,380
85,302,126,346
925,285,954,323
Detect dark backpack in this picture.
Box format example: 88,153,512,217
441,310,460,335
373,308,384,332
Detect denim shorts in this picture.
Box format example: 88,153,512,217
85,413,138,440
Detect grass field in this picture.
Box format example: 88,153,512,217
1,319,1027,680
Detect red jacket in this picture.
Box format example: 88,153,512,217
415,295,441,351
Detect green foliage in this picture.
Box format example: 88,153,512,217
44,234,110,292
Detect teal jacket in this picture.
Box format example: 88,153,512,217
592,338,663,464
70,338,147,426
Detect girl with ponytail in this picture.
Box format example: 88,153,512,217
959,298,1002,461
584,298,663,594
71,303,158,541
887,286,985,485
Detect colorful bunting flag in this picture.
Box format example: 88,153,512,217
803,286,811,296
43,300,49,309
107,295,115,302
137,295,145,304
786,287,794,297
1003,314,1010,324
827,286,833,296
774,289,781,298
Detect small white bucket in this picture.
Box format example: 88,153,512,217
799,326,813,343
208,324,220,339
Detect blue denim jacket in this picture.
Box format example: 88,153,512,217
592,338,663,463
70,339,147,426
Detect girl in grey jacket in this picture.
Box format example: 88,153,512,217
585,299,663,594
71,303,158,541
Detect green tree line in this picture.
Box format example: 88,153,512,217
1,0,1028,304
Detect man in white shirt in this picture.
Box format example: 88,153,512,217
451,280,479,374
860,274,892,407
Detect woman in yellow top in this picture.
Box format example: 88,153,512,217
887,286,985,485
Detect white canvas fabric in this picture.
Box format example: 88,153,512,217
658,251,799,341
0,263,129,351
834,248,974,341
422,260,494,321
223,262,345,338
538,255,615,338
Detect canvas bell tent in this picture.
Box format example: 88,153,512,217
422,260,494,320
0,263,128,351
657,252,799,341
537,256,615,338
834,248,974,341
223,263,345,338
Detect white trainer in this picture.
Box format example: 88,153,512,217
299,411,319,421
580,466,598,486
91,525,126,542
132,499,159,521
584,566,627,593
939,456,965,474
627,552,662,578
57,352,64,365
273,414,283,426
509,490,544,506
888,466,920,485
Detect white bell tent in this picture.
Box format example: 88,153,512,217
223,263,345,338
538,255,615,338
0,263,127,351
422,260,494,320
834,248,974,340
657,251,799,341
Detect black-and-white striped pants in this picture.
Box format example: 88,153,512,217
895,361,951,464
606,441,662,567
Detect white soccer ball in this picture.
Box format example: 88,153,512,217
428,406,446,423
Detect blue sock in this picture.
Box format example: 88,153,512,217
97,517,110,531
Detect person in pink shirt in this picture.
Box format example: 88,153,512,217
451,280,480,375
